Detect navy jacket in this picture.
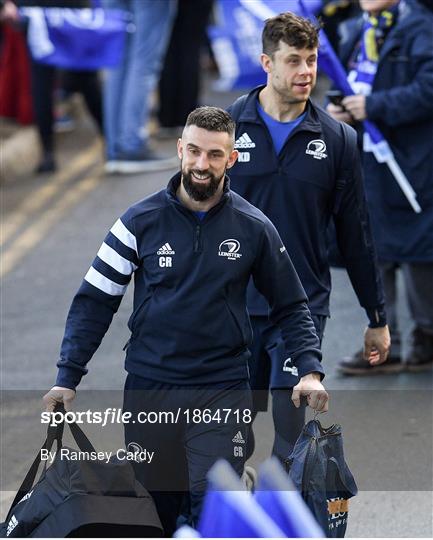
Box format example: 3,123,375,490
339,0,433,261
228,91,385,324
56,174,323,389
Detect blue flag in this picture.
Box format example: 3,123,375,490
20,7,128,70
209,0,321,90
298,0,421,212
197,460,286,538
255,458,324,538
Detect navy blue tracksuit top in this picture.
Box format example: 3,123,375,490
228,89,385,324
56,174,323,389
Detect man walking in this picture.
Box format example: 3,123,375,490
227,12,390,461
43,107,329,535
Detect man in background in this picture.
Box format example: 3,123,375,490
228,12,390,461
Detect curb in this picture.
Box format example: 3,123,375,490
1,126,40,183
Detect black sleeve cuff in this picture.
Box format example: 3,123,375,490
295,354,325,381
366,306,387,328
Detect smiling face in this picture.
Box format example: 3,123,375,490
261,41,318,105
177,125,238,202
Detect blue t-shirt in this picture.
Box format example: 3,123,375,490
257,101,306,155
194,211,207,221
174,197,207,221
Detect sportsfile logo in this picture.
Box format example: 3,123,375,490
306,139,328,160
218,239,242,260
235,132,256,149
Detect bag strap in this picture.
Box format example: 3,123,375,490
5,404,95,520
227,93,248,122
45,403,95,454
68,421,95,453
6,421,62,520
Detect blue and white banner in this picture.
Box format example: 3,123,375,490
20,7,128,70
197,460,286,537
209,0,322,90
297,0,421,213
255,458,324,538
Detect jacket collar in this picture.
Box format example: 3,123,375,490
166,171,231,213
341,0,414,64
238,85,322,134
377,0,413,60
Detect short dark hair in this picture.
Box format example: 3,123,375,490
185,107,236,140
262,11,319,57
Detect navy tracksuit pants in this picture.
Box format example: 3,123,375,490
123,375,252,537
248,315,326,461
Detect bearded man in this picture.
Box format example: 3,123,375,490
43,106,329,536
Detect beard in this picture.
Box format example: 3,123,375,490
181,165,226,202
276,85,309,105
272,77,314,105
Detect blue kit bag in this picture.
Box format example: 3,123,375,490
286,419,358,537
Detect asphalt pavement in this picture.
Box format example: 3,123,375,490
1,80,432,537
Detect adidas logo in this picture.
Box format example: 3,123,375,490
157,243,175,255
18,490,33,504
235,132,256,149
6,515,18,536
232,431,245,444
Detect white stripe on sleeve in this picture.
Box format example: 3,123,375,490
110,219,137,252
97,242,138,275
84,266,128,296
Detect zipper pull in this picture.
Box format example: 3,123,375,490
194,224,201,252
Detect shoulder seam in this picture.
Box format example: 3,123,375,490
126,201,169,242
230,203,267,228
127,196,168,224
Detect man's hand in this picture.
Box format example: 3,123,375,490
364,325,391,365
326,102,354,124
43,386,76,412
292,372,329,413
341,95,367,121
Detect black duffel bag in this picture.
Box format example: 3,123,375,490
0,409,163,537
